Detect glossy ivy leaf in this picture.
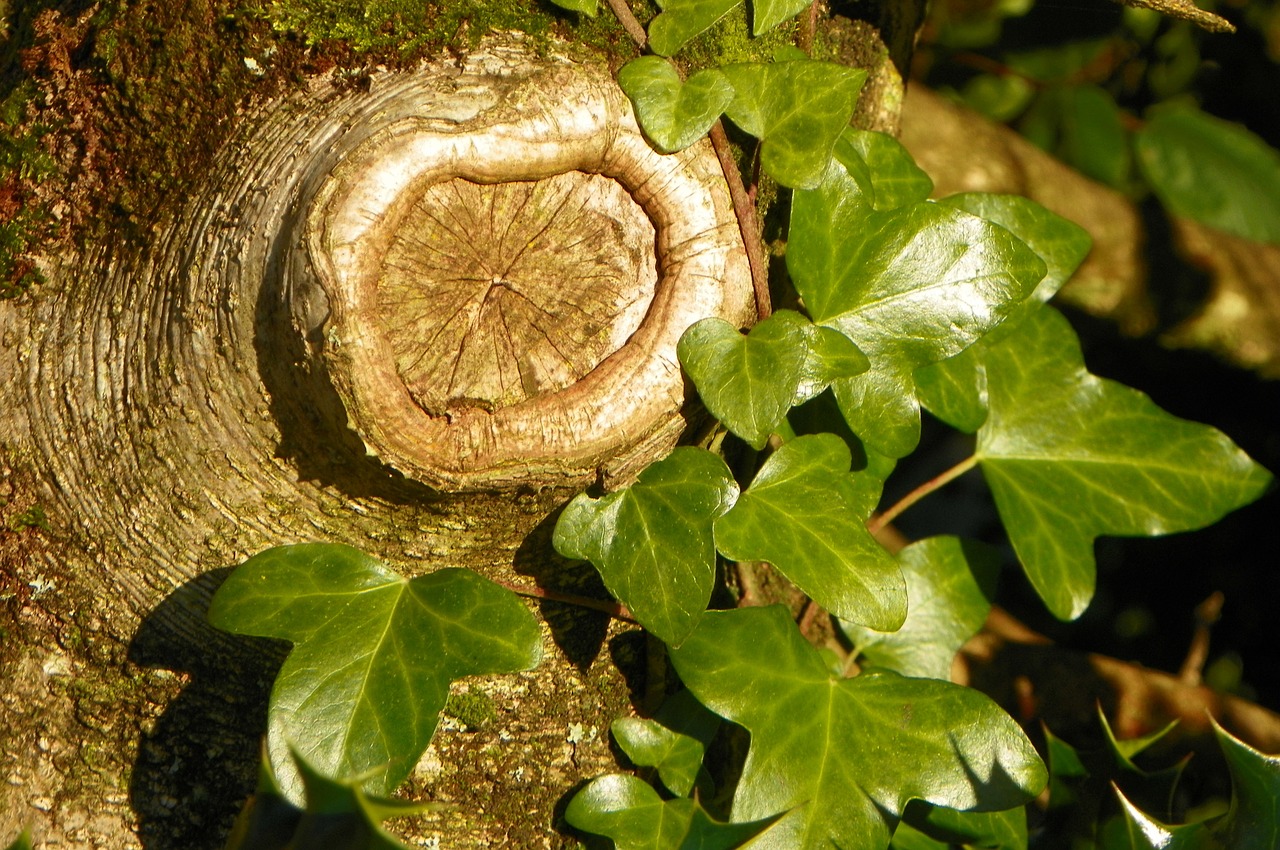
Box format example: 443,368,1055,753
1135,105,1280,245
917,195,1091,433
1212,719,1280,849
648,0,739,57
553,447,738,645
973,305,1273,620
678,310,867,450
836,129,934,211
714,434,906,630
669,606,1047,850
841,536,999,680
549,0,598,15
611,689,722,798
1116,787,1215,850
619,58,734,153
207,544,543,803
721,59,867,189
897,799,1029,850
788,194,1046,457
566,773,781,849
223,748,444,850
3,831,31,850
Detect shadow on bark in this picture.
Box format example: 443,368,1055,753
127,569,285,850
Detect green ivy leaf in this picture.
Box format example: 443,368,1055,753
1135,105,1280,245
3,830,32,850
789,195,1046,457
224,748,443,850
549,0,598,15
669,606,1047,850
566,773,781,849
553,448,738,645
721,59,867,188
648,0,740,57
678,311,867,450
207,544,543,803
841,536,998,680
611,690,722,798
618,57,734,153
916,195,1092,434
898,799,1029,850
973,305,1273,620
714,434,905,630
836,129,935,211
751,0,812,34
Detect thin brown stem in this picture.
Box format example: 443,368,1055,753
604,0,648,50
867,454,978,536
797,0,819,54
710,121,771,319
496,579,636,623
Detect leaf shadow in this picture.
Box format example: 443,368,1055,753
127,568,287,850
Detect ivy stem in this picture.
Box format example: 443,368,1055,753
496,580,636,623
867,454,979,536
797,0,819,53
710,121,772,318
605,0,648,49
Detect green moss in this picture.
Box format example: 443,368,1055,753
7,505,50,532
0,82,56,299
675,4,800,74
444,686,498,730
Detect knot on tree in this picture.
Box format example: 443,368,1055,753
297,39,754,492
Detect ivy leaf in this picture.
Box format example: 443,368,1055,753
669,606,1047,850
612,689,722,798
713,434,906,630
721,59,867,188
751,0,812,34
973,305,1273,620
898,799,1029,849
207,544,543,803
549,0,598,15
1135,105,1280,245
678,311,868,450
836,129,934,211
647,0,740,57
3,830,32,850
224,748,444,850
916,195,1092,434
553,448,738,645
841,536,999,680
789,195,1046,457
566,773,781,849
619,57,734,153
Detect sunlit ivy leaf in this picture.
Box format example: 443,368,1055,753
752,0,812,34
973,305,1273,620
889,822,949,850
1212,719,1280,849
1115,786,1215,850
549,0,598,15
714,434,905,630
224,748,446,850
721,59,867,188
3,830,32,850
566,773,781,849
648,0,740,57
917,195,1091,433
669,606,1047,850
553,448,738,645
1136,105,1280,245
678,311,867,450
898,799,1029,850
841,536,999,680
207,544,543,803
619,57,734,153
788,195,1045,457
836,129,934,211
612,690,722,798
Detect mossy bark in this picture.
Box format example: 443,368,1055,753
0,3,906,847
